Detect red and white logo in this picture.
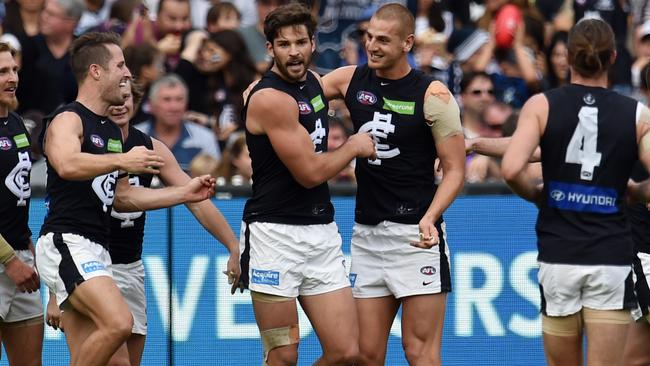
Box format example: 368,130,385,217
357,91,377,105
420,266,436,276
0,137,12,150
90,134,105,148
298,101,312,115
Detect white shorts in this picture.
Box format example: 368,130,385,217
36,232,113,307
350,221,452,299
240,222,349,297
538,262,636,317
632,252,650,321
0,250,43,323
113,261,147,335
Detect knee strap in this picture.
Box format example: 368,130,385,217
542,313,583,336
260,324,299,363
582,307,631,325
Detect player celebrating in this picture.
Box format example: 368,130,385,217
322,4,465,365
241,3,376,365
0,41,42,366
502,18,650,366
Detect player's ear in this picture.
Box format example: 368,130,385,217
266,41,274,59
403,34,415,53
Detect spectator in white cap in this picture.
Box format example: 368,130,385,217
444,26,491,96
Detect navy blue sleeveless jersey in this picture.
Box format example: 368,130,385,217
0,112,32,250
344,64,440,225
538,84,638,265
40,101,123,248
242,70,333,225
109,126,154,264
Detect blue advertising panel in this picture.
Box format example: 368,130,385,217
2,195,544,365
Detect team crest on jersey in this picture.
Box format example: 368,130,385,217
357,91,377,105
583,93,595,105
0,137,12,150
298,101,312,115
90,134,105,148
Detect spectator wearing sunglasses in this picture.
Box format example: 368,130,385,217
459,71,495,138
459,71,501,183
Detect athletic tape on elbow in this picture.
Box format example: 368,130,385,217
423,84,463,141
0,234,16,265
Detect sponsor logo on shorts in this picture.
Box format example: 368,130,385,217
349,273,357,287
0,137,12,150
357,91,377,105
422,280,434,286
420,266,436,276
90,134,105,148
298,101,312,115
251,269,280,286
82,261,106,273
548,181,618,214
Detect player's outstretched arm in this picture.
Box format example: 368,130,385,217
45,112,165,180
247,88,376,189
321,66,355,101
413,82,464,249
629,105,650,202
113,174,215,212
502,94,547,202
466,137,543,162
153,138,242,294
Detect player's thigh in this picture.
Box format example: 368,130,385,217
622,320,650,366
1,319,43,366
401,293,447,347
355,296,400,360
299,287,359,351
583,309,630,366
67,276,132,330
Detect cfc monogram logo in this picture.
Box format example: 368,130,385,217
359,112,400,165
92,171,118,212
5,151,31,206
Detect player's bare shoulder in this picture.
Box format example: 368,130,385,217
322,65,356,99
247,87,299,134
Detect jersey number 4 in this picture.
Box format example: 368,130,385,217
565,106,602,181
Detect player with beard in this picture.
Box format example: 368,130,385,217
36,32,217,366
322,4,465,365
502,19,650,366
241,4,376,365
0,41,43,366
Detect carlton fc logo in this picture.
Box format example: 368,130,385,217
0,137,12,150
357,91,377,105
298,101,312,115
90,134,105,148
583,93,595,105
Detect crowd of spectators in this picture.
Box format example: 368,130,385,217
7,0,650,186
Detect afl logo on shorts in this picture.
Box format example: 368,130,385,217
298,101,312,115
91,134,105,148
550,190,565,202
420,266,436,276
0,137,12,150
357,91,377,105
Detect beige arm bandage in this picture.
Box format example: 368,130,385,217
423,81,463,142
0,234,16,265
